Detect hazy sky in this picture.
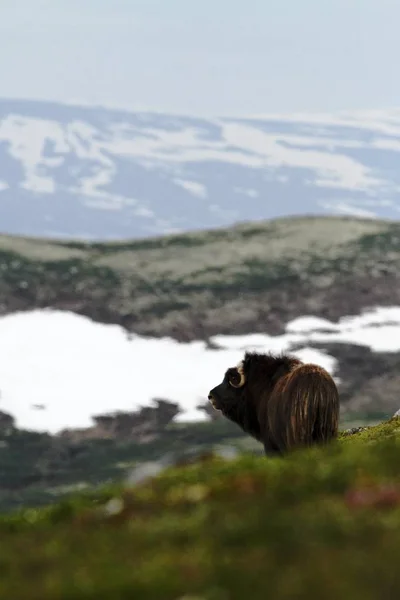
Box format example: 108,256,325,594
1,0,399,116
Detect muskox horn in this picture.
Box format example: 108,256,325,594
230,362,246,388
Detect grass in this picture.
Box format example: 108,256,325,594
0,413,386,514
0,418,256,513
0,417,400,599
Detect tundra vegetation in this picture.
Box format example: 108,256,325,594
0,417,399,599
0,403,390,513
0,214,399,341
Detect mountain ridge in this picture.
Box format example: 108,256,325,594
1,98,399,240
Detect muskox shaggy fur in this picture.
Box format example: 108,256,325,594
208,351,340,456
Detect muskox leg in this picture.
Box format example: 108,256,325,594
262,439,282,458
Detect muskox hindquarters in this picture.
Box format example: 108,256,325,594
264,363,340,454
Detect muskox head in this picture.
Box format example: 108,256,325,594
207,351,302,434
207,355,264,441
208,352,296,413
208,360,247,412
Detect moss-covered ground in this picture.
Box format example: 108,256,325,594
1,417,400,599
0,413,388,514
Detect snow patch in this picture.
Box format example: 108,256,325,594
0,115,63,194
0,307,399,433
173,178,208,198
319,201,377,218
221,122,383,192
234,187,259,198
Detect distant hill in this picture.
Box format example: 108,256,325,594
0,99,399,239
0,213,397,338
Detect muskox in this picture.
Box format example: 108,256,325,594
208,351,340,456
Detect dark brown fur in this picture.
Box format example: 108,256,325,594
208,351,340,456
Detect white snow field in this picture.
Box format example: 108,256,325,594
0,306,399,434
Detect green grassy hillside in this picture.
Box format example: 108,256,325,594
0,214,399,339
0,411,391,514
1,417,400,600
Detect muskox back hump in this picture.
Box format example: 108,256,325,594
266,363,340,452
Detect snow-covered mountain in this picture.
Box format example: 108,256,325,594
0,307,399,434
0,99,400,240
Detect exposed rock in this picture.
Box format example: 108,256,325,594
124,445,240,488
58,399,181,443
125,461,167,486
341,427,369,437
0,410,15,436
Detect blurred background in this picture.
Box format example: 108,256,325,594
0,0,399,511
